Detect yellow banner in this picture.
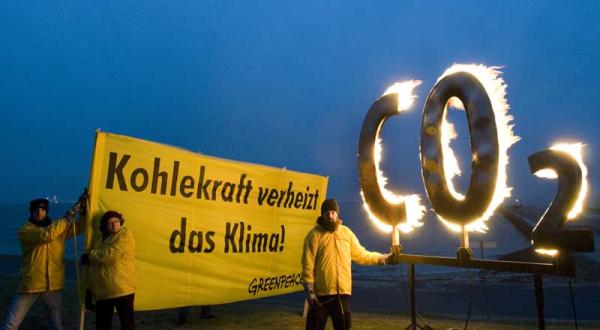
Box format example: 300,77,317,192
86,132,328,310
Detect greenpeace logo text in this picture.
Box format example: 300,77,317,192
248,273,302,296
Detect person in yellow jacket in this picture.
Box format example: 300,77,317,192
302,198,398,330
1,197,87,330
81,210,135,330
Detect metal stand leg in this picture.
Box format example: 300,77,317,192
405,262,416,330
534,275,545,330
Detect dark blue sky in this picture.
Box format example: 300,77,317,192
1,1,599,208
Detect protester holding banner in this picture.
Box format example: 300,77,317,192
302,198,397,330
81,210,136,330
1,195,87,330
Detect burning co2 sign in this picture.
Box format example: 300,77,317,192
358,64,593,255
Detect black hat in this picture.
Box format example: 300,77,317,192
29,198,49,214
99,210,124,232
320,198,339,215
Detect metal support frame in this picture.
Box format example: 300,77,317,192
397,250,573,330
395,253,569,275
534,275,545,330
408,263,416,330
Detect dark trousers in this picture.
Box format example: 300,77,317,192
306,294,351,330
95,294,135,330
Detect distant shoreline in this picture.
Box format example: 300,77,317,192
1,253,598,285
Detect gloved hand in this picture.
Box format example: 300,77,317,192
303,283,320,308
384,252,402,265
64,208,76,222
77,188,89,216
80,253,90,265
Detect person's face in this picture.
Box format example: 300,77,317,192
32,207,47,221
324,210,338,222
105,217,122,234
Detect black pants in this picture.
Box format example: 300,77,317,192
95,293,135,330
306,294,351,330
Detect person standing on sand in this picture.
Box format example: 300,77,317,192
81,210,135,330
1,194,87,330
301,198,399,330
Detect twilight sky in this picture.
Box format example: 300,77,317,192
1,1,599,208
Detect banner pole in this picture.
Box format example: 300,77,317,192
70,203,85,330
78,129,102,330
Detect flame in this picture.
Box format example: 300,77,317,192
535,248,559,257
437,218,463,233
534,142,588,219
533,169,558,179
361,80,426,234
437,64,520,232
441,101,465,201
383,80,423,112
360,192,424,233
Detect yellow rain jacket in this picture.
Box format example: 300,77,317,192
302,222,385,296
88,227,136,300
18,217,85,293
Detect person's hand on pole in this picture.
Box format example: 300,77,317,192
64,203,79,222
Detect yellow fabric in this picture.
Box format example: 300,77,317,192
88,227,136,300
18,217,85,293
86,132,327,310
301,223,384,296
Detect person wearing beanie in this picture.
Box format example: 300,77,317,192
302,198,398,330
2,192,88,330
80,210,136,330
